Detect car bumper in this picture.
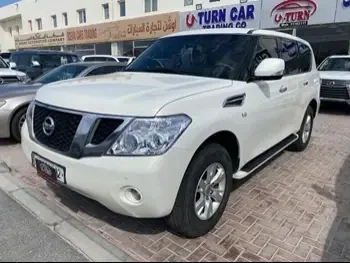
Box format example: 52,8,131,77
0,108,11,138
320,97,350,104
21,123,192,218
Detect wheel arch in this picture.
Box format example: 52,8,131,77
308,99,318,118
8,102,30,134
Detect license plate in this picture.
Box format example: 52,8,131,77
32,153,66,184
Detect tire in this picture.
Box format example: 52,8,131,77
288,105,314,152
10,107,28,143
166,143,233,238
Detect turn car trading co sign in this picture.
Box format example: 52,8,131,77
179,1,261,31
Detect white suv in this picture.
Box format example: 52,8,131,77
21,29,320,238
318,55,350,105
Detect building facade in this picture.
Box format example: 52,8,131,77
1,0,350,63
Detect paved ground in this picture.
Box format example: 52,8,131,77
0,189,88,262
0,103,350,262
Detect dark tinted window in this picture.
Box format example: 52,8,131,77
0,53,11,59
34,64,89,84
87,65,124,76
318,57,350,71
251,37,279,72
126,34,256,81
84,57,107,62
12,53,32,66
106,57,117,61
297,42,312,73
279,39,299,75
117,58,130,63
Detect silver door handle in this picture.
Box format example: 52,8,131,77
279,86,288,93
303,81,309,86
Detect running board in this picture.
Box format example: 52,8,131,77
233,133,298,179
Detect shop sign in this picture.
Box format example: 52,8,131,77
66,12,178,45
179,1,261,31
14,30,65,49
335,0,350,23
261,0,337,29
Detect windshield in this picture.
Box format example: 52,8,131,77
34,64,89,84
0,53,11,59
318,58,350,71
126,34,255,80
0,57,8,68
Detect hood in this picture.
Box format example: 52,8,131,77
319,71,350,80
35,72,233,116
0,83,42,99
0,68,26,77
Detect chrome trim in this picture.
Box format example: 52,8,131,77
32,100,133,159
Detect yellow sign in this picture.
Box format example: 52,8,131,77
15,30,65,49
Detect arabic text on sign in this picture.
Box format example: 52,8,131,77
197,5,255,29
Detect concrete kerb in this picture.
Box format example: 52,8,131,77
0,161,135,262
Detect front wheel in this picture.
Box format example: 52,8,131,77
10,107,28,143
288,105,314,152
166,143,233,238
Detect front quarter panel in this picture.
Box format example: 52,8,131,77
156,86,248,169
0,94,34,138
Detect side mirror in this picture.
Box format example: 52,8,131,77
252,58,285,82
9,62,17,69
31,61,41,67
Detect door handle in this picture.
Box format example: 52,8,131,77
303,81,309,86
279,86,288,93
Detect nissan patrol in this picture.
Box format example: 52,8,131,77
21,29,320,238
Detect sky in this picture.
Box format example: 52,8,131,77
0,0,20,8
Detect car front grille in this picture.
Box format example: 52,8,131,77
0,76,20,84
33,105,82,152
91,118,124,145
320,79,350,100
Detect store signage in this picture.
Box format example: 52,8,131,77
180,2,261,31
14,12,179,48
343,0,350,8
15,30,66,49
271,0,317,28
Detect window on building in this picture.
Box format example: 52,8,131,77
145,0,157,12
16,26,20,34
36,18,42,30
51,15,57,28
209,0,220,2
184,0,193,6
119,1,126,17
28,20,32,31
77,9,86,24
102,3,110,20
62,12,68,26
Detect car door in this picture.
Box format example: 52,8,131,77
278,38,301,137
243,36,290,161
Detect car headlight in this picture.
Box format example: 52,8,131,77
26,100,35,136
105,114,192,156
0,100,6,108
18,74,31,83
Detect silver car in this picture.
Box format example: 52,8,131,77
0,61,126,142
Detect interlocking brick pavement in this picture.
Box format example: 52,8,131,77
1,103,350,262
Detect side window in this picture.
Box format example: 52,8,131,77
279,38,299,75
251,37,279,72
39,54,62,68
106,57,116,61
87,66,112,76
297,42,312,73
17,54,32,66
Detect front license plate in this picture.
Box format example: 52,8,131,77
32,153,66,184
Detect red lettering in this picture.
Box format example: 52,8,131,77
274,14,283,23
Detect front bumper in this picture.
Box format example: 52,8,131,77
21,123,192,218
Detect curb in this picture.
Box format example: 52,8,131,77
0,162,135,262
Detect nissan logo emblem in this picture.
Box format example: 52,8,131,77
42,116,55,136
0,78,3,84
